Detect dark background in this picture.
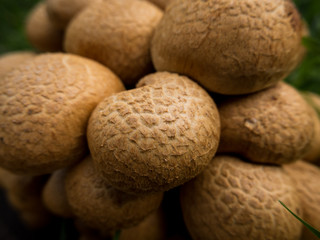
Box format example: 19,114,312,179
0,0,319,239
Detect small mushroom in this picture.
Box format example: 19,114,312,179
87,72,220,194
0,53,124,175
25,2,64,52
217,82,317,165
65,156,164,232
151,0,306,94
64,0,163,86
180,155,302,240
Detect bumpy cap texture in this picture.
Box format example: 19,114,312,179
26,2,64,52
151,0,306,94
218,82,316,164
0,53,124,175
180,155,302,240
42,169,73,218
65,0,163,86
0,52,35,78
65,156,164,231
87,72,220,194
284,161,320,240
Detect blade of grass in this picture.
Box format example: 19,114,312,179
279,200,320,238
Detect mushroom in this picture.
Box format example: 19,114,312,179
65,156,164,232
0,53,124,175
180,155,302,240
46,0,101,29
42,169,73,218
217,82,317,165
0,51,35,78
283,161,320,240
87,72,220,194
64,0,163,87
151,0,306,94
147,0,172,10
25,2,64,52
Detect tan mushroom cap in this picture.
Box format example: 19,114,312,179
25,2,64,52
46,0,101,29
0,53,124,175
180,155,302,240
64,0,163,87
42,169,73,218
87,72,220,194
284,161,320,240
151,0,306,95
147,0,172,10
0,52,36,78
65,156,164,231
217,82,316,165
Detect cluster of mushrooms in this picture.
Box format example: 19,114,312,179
0,0,320,239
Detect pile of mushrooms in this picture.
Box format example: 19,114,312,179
0,0,320,239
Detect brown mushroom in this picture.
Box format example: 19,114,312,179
151,0,306,94
180,155,302,240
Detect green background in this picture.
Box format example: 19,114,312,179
0,0,319,92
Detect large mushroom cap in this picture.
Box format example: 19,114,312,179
0,53,124,175
87,72,220,194
152,0,306,95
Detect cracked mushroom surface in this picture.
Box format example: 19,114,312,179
87,72,220,194
217,82,316,165
180,155,302,240
65,156,164,231
0,53,124,175
151,0,306,94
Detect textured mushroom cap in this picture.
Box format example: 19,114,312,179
65,0,163,86
0,52,35,78
42,169,73,218
147,0,172,10
119,208,166,240
46,0,101,29
217,82,316,164
284,161,320,240
87,72,220,194
300,92,320,163
151,0,306,95
65,156,164,231
180,155,302,240
0,53,124,175
25,2,64,52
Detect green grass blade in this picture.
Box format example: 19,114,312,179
113,230,121,240
279,201,320,238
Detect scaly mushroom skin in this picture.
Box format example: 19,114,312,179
218,82,316,165
284,161,320,240
42,169,73,218
64,0,163,86
65,156,164,231
180,155,302,240
26,3,64,52
0,53,124,175
46,0,101,29
87,72,220,194
0,52,35,78
151,0,306,94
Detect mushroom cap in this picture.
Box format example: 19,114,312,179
64,0,163,86
147,0,172,10
42,169,73,218
0,51,35,78
46,0,101,29
87,72,220,194
283,161,320,240
25,2,64,52
151,0,306,95
180,155,302,240
217,82,317,164
0,53,124,175
65,156,164,231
